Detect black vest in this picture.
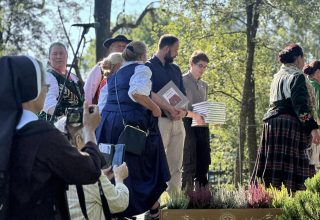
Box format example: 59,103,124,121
48,69,84,117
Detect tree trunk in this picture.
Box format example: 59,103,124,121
246,0,261,175
236,0,261,184
235,99,247,184
0,30,3,55
94,0,112,62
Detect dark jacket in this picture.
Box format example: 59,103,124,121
9,120,104,220
264,66,318,134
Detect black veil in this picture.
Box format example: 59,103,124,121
0,55,41,171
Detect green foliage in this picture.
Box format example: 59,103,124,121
120,9,168,48
166,190,189,209
80,39,96,78
304,171,320,193
0,0,46,55
267,184,291,208
0,0,88,60
278,172,320,219
76,0,320,186
277,197,299,220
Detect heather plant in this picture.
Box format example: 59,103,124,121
166,190,189,209
211,188,236,209
247,184,272,208
233,185,248,208
267,184,291,208
166,183,282,210
211,187,247,209
187,185,212,209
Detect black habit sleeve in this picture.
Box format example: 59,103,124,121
36,123,105,184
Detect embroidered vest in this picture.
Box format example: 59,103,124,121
48,69,84,116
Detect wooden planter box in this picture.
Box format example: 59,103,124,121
160,208,281,220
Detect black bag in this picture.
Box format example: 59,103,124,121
118,125,148,156
115,72,148,156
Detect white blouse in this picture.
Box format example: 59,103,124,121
43,71,79,113
97,61,152,112
123,61,152,102
16,110,38,130
98,84,108,114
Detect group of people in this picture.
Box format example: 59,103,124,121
0,33,212,220
3,25,320,220
254,43,320,192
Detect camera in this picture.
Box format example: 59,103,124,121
66,106,95,124
66,107,83,124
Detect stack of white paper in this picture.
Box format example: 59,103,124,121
191,101,226,126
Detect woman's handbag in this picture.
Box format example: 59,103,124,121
118,125,148,156
115,72,148,156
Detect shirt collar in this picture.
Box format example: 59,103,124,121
16,109,38,130
151,55,166,66
281,64,302,74
187,71,201,83
119,61,144,70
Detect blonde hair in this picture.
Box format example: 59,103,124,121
122,41,146,61
100,52,123,77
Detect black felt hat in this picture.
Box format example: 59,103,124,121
103,35,132,48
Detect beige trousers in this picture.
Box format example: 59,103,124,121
158,117,186,195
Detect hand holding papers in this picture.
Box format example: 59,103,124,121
157,81,189,118
193,112,206,125
191,101,226,126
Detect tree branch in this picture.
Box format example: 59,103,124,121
57,6,83,86
208,89,241,103
263,0,276,8
222,31,246,35
25,0,45,10
58,6,75,56
111,1,160,34
225,70,242,95
230,15,247,26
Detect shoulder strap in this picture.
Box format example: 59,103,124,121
97,179,112,220
114,71,126,127
76,185,89,220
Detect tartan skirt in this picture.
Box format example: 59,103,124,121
254,114,315,191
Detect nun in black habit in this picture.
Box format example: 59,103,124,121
0,55,105,220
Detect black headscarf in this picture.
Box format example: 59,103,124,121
0,55,41,171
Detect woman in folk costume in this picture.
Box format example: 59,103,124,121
0,55,105,220
96,41,170,220
253,44,320,192
97,52,124,113
41,42,84,121
304,60,320,123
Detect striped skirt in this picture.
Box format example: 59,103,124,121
253,114,315,192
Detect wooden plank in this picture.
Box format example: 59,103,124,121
161,208,282,220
